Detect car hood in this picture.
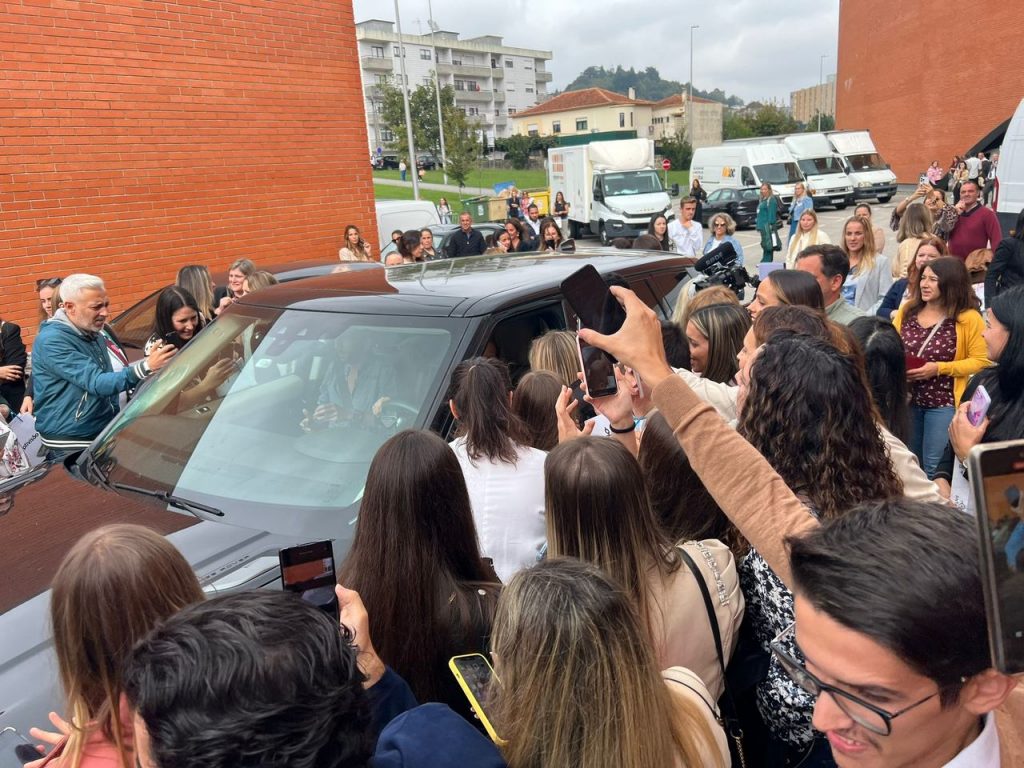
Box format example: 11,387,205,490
604,191,670,215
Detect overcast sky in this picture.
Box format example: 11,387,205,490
353,0,840,104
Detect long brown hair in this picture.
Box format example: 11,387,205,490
687,303,750,383
766,269,825,312
528,330,579,387
491,558,721,768
903,255,980,320
738,333,902,519
449,357,527,464
543,438,679,640
512,370,561,451
51,525,204,768
904,235,948,304
175,265,214,321
338,430,499,704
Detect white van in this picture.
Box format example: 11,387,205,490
690,143,804,206
374,200,440,246
826,130,898,203
995,98,1024,235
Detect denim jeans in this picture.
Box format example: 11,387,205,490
909,405,955,479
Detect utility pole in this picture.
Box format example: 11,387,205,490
428,0,448,184
818,54,828,132
394,0,420,200
689,25,699,148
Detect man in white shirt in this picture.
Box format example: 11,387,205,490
965,152,982,181
523,204,542,238
667,197,703,257
784,499,1019,767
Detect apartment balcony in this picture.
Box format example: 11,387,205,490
493,115,508,127
455,89,492,103
490,66,505,80
492,91,506,103
437,62,493,78
364,85,387,101
361,56,393,72
535,70,553,83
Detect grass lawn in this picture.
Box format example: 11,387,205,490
374,167,548,191
373,183,451,206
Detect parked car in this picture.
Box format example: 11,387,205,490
379,153,401,170
379,223,505,260
0,249,690,736
375,200,441,247
416,154,440,170
107,258,357,360
700,187,761,229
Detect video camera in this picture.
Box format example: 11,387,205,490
691,241,757,299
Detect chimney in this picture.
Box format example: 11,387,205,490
627,87,636,100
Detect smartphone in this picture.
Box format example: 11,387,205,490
449,654,503,745
0,727,40,768
560,265,627,340
577,335,617,398
278,540,338,621
968,385,992,427
968,440,1024,674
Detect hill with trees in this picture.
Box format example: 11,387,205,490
563,65,744,106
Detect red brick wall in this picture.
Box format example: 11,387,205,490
1,0,376,343
836,0,1024,183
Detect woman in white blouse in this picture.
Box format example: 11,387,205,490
785,209,831,268
448,356,546,582
338,224,373,261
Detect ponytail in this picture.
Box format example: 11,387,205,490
449,357,523,463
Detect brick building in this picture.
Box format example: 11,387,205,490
836,0,1024,182
1,0,375,342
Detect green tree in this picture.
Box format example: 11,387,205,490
723,111,754,140
376,80,463,160
444,110,482,188
802,113,835,132
657,130,692,171
748,104,799,136
503,134,533,170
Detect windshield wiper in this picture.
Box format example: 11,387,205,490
110,483,225,518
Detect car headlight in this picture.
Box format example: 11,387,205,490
607,205,624,216
857,181,872,188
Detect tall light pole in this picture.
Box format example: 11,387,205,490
394,0,420,199
688,25,699,148
427,0,448,184
818,54,828,132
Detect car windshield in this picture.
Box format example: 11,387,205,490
90,306,464,531
845,152,888,172
603,170,664,196
753,162,804,185
798,157,845,175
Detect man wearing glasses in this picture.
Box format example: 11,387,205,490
777,499,1020,766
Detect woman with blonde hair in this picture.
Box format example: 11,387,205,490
491,557,728,768
242,270,279,294
671,283,740,328
892,202,934,278
338,224,372,261
175,265,215,322
30,525,204,768
840,214,893,313
527,330,579,388
784,209,830,268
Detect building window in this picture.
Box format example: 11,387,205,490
381,128,395,142
630,112,634,127
491,57,499,68
420,48,431,60
619,112,625,128
508,108,517,115
528,128,539,137
506,85,515,92
525,86,534,94
576,118,588,131
452,57,462,65
525,63,533,70
505,60,513,68
468,107,479,116
423,77,432,86
552,120,561,134
454,79,466,91
375,73,389,85
371,46,385,58
392,45,405,57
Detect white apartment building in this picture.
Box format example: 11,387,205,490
356,19,553,151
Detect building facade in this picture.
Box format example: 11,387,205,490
356,20,552,149
651,95,724,148
511,88,655,139
791,75,836,124
1,1,376,342
836,0,1024,181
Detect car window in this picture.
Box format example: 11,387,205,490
719,189,736,201
741,189,761,201
707,189,724,202
93,307,466,530
109,290,161,350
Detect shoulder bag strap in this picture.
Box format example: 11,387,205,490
916,318,945,358
678,546,727,680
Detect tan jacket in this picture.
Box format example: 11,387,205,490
651,374,1023,765
663,666,731,768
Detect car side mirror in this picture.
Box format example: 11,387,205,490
559,239,576,253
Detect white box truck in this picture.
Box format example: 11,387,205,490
826,129,898,203
690,142,805,206
548,138,672,244
994,98,1024,236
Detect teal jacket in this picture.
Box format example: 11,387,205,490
756,195,778,230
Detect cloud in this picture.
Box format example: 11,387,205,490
353,0,840,103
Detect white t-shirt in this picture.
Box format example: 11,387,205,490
667,219,704,257
450,437,547,582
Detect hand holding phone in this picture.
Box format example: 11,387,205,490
279,540,338,620
968,385,991,427
449,654,504,745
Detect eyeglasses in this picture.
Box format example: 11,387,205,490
713,221,727,228
770,623,948,736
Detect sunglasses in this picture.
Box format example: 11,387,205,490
36,277,63,290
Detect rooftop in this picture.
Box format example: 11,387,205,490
652,94,720,108
513,88,656,119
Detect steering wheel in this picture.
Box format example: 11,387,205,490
379,399,420,430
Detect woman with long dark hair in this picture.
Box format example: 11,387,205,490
544,437,742,700
685,303,750,384
339,429,500,717
448,357,546,581
849,316,911,443
145,287,204,353
876,234,946,320
647,212,672,251
746,269,825,321
985,207,1024,300
894,256,989,477
491,558,727,768
512,370,561,451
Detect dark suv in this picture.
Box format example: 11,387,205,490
0,249,690,736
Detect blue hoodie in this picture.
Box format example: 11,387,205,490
372,704,506,768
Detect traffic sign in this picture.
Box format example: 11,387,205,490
662,159,671,171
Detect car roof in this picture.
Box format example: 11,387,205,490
236,249,689,319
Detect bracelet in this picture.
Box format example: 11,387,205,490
609,421,636,434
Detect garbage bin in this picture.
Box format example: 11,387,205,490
461,196,489,221
525,189,550,216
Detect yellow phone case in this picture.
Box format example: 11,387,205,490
448,653,504,745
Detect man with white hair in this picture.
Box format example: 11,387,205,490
31,274,175,451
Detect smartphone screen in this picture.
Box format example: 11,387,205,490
560,265,626,338
278,540,338,620
0,727,39,768
968,440,1024,674
449,654,503,744
968,385,991,427
578,337,617,398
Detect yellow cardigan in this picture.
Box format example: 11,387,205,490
893,306,991,405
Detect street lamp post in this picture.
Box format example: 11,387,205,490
818,54,828,132
427,0,449,184
689,25,699,148
394,0,420,200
